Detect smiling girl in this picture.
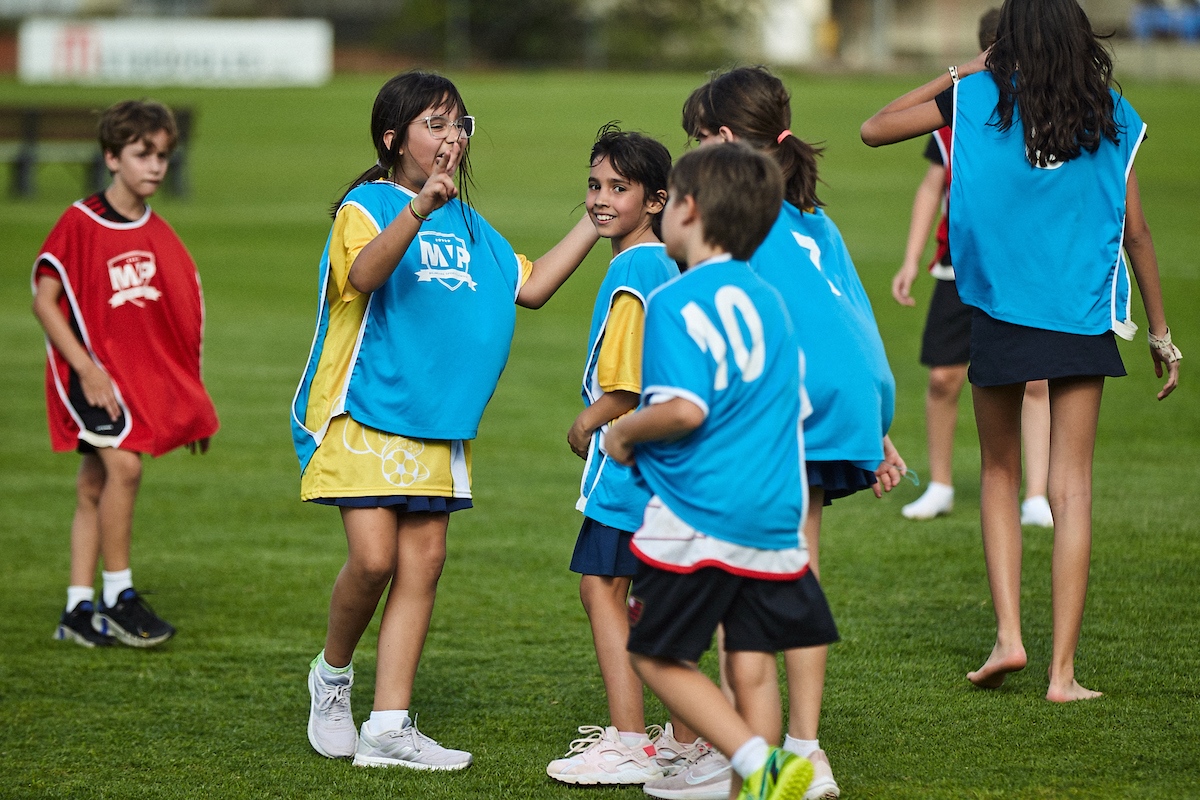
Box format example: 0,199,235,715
547,123,683,786
292,70,598,769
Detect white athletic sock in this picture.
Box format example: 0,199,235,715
365,709,410,734
925,481,954,498
66,585,94,612
102,569,132,607
316,650,353,684
730,736,769,779
784,735,819,758
619,731,652,749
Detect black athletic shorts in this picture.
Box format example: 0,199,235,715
626,562,839,663
920,277,973,367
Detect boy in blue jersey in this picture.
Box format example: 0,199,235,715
606,143,837,800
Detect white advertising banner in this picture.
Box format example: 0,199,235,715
18,17,333,86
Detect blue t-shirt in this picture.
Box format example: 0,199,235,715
950,73,1145,339
634,255,806,551
578,243,680,532
750,203,895,467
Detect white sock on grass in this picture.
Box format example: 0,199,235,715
102,569,133,607
66,585,94,612
365,709,410,734
730,736,770,779
784,735,819,758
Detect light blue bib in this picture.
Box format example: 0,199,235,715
950,74,1144,339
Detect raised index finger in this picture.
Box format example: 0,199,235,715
435,141,462,180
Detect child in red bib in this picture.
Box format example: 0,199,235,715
32,100,218,649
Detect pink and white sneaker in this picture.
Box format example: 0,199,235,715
546,725,664,785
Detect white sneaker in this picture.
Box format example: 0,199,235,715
804,748,840,800
650,723,707,775
547,725,663,785
642,746,731,799
901,482,954,520
307,659,356,759
1021,495,1054,528
353,716,472,770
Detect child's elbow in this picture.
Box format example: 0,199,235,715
860,119,886,147
516,286,548,309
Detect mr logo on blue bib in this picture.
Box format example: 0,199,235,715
415,231,476,291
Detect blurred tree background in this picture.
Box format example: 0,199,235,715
304,0,753,70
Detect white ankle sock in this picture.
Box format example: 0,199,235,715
102,569,132,607
784,735,819,758
365,710,409,734
66,585,94,612
618,731,652,749
730,736,769,779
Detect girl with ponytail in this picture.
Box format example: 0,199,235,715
292,70,598,770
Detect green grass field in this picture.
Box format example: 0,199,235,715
1,70,1197,799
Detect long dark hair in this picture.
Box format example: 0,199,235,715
589,122,672,239
681,66,823,210
987,0,1120,167
330,70,474,218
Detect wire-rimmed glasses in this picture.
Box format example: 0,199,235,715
416,115,475,140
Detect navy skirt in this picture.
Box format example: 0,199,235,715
968,309,1126,387
807,460,877,506
310,495,473,512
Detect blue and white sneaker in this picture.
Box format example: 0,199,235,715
54,600,115,648
94,588,175,647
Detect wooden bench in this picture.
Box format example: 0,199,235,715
0,105,193,198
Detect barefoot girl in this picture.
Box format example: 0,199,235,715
862,0,1180,701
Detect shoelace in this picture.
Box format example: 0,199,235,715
561,725,609,756
378,716,441,754
315,683,351,722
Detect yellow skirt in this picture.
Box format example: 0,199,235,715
300,414,472,501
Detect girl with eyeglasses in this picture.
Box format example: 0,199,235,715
292,70,599,769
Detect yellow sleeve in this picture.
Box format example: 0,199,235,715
515,254,534,291
330,204,380,302
596,291,645,394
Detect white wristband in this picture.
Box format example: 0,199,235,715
948,65,960,84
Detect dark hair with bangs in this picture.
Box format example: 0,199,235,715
681,66,823,211
589,122,672,238
331,70,475,219
98,100,178,157
669,142,783,261
986,0,1120,168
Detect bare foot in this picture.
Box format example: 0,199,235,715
967,644,1027,688
1046,679,1103,702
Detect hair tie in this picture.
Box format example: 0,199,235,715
777,129,792,144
